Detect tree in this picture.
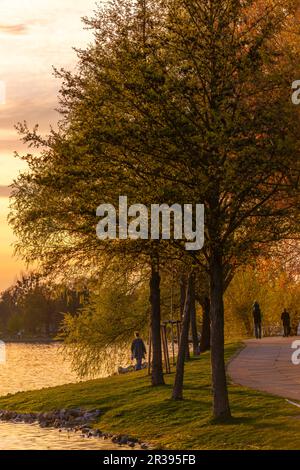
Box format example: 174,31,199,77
189,274,199,356
172,270,194,399
10,0,170,386
200,297,211,353
149,255,165,385
0,273,86,336
0,289,19,333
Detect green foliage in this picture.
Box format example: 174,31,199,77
6,314,23,335
0,273,85,336
9,0,300,281
61,280,149,377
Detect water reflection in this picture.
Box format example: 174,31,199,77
0,422,124,450
0,343,83,396
0,343,127,450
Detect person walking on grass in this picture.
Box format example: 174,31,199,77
131,331,146,371
253,301,262,339
281,308,291,337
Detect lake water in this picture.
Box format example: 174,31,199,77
0,422,123,450
0,342,125,450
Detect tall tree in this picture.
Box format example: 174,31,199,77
172,270,194,400
200,297,211,353
190,274,199,356
10,0,170,385
150,254,165,385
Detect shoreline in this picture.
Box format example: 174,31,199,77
0,409,150,450
1,338,62,344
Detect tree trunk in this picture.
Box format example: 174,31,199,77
180,276,190,361
200,296,210,353
190,275,199,356
210,249,231,420
150,258,165,386
172,272,193,400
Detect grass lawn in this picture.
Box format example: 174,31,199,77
0,342,300,450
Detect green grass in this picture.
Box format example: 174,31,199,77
0,342,300,449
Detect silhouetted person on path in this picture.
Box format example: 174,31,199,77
253,301,262,339
131,332,146,370
281,309,291,337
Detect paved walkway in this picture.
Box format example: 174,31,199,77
228,337,300,401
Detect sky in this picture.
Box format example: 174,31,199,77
0,0,99,291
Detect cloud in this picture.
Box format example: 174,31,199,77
0,186,11,197
0,24,28,35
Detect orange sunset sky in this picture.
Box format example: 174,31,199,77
0,0,98,291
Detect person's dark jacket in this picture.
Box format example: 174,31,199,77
131,338,146,360
253,304,262,323
281,310,290,326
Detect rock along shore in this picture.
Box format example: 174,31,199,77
0,408,150,449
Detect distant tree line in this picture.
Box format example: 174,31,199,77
0,273,88,337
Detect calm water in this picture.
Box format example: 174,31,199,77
0,422,124,450
0,343,82,396
0,343,126,450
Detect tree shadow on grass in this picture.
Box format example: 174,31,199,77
184,383,211,391
208,415,254,425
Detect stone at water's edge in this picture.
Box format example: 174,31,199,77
0,409,149,450
0,421,126,450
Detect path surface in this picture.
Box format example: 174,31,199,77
228,337,300,401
